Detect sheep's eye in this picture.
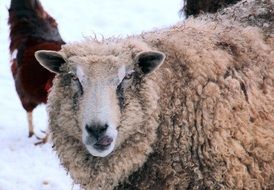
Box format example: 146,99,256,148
69,72,84,95
124,71,135,80
72,75,78,81
68,71,78,81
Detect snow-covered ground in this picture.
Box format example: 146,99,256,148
0,0,181,189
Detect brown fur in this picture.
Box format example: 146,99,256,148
45,0,274,189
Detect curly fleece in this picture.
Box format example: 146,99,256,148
46,0,274,189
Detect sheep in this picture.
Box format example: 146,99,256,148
180,0,241,18
35,0,274,189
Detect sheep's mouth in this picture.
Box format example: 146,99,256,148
83,129,117,157
93,136,113,151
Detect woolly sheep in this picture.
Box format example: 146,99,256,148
35,0,274,189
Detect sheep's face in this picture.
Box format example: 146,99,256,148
35,49,165,157
72,57,126,157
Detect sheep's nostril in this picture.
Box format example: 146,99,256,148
85,125,93,134
85,123,109,139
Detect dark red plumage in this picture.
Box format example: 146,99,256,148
8,0,65,142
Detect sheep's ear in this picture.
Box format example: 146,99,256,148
35,50,66,74
135,51,166,75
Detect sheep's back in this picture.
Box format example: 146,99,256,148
116,5,274,189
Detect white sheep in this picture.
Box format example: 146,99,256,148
35,0,274,189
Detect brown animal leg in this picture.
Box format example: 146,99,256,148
27,112,34,137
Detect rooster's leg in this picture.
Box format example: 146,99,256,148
35,132,49,145
27,111,49,145
27,112,34,137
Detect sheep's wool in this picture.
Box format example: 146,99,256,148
47,0,274,189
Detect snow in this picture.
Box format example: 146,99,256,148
0,0,181,189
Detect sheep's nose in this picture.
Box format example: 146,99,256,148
85,123,108,139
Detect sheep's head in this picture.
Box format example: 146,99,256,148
35,48,165,157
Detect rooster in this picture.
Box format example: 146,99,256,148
8,0,65,144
